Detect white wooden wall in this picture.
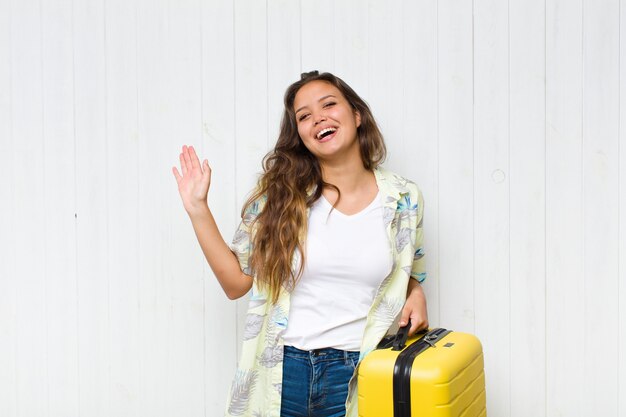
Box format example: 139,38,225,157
0,0,624,416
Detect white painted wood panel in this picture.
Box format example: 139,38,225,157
73,0,110,415
613,3,626,417
162,2,205,415
582,1,620,415
437,0,475,333
42,0,79,415
233,0,269,358
367,0,404,174
474,0,511,414
1,1,625,416
509,0,547,416
200,0,238,414
401,0,439,326
620,21,626,411
300,0,336,74
546,1,585,416
0,1,17,416
267,0,300,145
333,0,368,93
136,1,173,415
12,1,47,416
105,0,141,415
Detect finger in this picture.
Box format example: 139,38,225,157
189,145,201,171
409,318,428,336
172,166,182,182
398,308,411,328
182,145,193,170
179,152,188,175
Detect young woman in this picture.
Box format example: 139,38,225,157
173,71,428,417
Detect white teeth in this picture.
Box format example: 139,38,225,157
316,127,337,139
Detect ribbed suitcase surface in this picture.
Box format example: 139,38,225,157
358,327,486,417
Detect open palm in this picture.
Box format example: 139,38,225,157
172,145,211,214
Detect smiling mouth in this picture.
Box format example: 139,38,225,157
316,128,338,142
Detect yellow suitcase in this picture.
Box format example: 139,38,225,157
358,325,486,417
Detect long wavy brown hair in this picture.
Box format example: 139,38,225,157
242,71,387,304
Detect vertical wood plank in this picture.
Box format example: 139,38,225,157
401,0,439,328
73,0,110,414
234,0,268,360
163,1,205,415
509,0,547,415
334,0,368,92
200,0,238,414
267,0,300,142
438,0,475,332
546,0,584,415
12,0,47,415
105,0,141,415
136,0,171,415
473,0,511,415
367,0,404,172
0,1,17,416
42,0,79,415
620,2,626,413
582,1,620,415
300,0,335,72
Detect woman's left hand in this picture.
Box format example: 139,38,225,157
399,280,429,336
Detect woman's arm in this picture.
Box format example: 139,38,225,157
173,145,253,300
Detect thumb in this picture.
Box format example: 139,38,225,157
202,160,211,180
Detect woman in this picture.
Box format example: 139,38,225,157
173,71,428,417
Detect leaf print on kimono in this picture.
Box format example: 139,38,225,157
258,344,283,368
274,382,282,396
247,288,268,310
395,227,412,253
373,297,404,328
243,212,257,226
265,305,288,344
412,272,427,283
231,229,249,247
227,370,258,416
390,175,410,193
374,271,396,300
397,194,417,213
271,305,288,329
243,313,265,341
383,206,396,228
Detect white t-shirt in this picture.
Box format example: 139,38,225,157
282,191,393,351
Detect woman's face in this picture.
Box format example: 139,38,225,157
293,80,361,164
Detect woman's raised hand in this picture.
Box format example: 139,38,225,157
172,145,212,215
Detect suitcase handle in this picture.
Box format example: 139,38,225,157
392,319,429,351
392,319,410,350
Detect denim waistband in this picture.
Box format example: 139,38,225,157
284,344,360,360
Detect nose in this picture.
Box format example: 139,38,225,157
313,112,326,125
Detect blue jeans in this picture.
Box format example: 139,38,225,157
281,345,360,417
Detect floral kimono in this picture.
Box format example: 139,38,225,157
226,166,426,417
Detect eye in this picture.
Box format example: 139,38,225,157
323,102,336,107
298,114,310,121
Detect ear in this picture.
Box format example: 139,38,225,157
355,110,361,128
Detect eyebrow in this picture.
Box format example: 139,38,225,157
295,94,337,114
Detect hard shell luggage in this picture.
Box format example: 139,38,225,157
357,324,486,417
